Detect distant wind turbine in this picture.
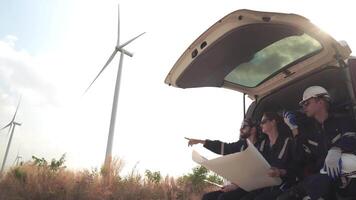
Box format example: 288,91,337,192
0,99,21,174
13,151,22,166
84,5,145,166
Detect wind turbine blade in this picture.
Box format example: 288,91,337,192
117,32,145,49
11,97,21,122
0,122,11,131
84,49,119,94
116,4,120,46
5,124,12,135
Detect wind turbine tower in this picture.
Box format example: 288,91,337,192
0,99,21,174
84,5,145,166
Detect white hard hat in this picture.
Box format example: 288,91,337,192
299,86,331,105
342,153,356,178
320,153,356,178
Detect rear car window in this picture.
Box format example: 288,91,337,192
224,33,322,87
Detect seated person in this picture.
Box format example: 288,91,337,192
278,86,356,200
185,118,260,200
240,112,295,200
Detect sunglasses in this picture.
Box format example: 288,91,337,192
300,97,318,107
301,100,311,107
241,123,250,129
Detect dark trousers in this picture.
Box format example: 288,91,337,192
302,174,334,200
337,178,356,199
240,186,283,200
277,175,356,200
302,174,356,200
202,188,248,200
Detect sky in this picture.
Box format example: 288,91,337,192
1,0,356,177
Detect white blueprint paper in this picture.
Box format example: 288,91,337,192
192,140,282,191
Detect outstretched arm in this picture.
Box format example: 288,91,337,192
185,137,206,147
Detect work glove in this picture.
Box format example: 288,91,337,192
324,147,342,179
283,111,298,130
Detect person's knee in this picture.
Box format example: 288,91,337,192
239,194,255,200
253,196,264,200
201,193,210,200
202,191,221,200
216,189,248,200
216,194,225,200
239,196,253,200
216,192,231,200
277,183,308,200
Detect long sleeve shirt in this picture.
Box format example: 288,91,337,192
293,114,356,175
203,139,248,155
259,134,296,187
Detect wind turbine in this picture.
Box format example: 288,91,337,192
84,5,145,166
13,151,22,166
0,99,21,174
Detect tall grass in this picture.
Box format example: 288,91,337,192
0,158,216,200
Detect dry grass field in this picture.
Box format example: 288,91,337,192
0,156,220,200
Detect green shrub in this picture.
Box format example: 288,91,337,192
13,167,26,183
145,169,162,184
32,154,66,172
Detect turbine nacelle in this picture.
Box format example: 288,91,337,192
116,47,133,57
13,122,21,126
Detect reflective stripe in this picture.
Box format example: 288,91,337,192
259,140,266,152
278,138,290,159
342,170,356,177
240,145,245,152
344,132,356,137
279,182,287,191
308,140,318,146
331,133,341,144
221,143,225,155
303,144,312,154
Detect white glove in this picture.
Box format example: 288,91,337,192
283,111,298,130
324,147,342,179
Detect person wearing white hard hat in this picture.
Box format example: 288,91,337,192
277,86,356,200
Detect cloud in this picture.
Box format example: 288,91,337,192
0,35,57,107
3,35,18,48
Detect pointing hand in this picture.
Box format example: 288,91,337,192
184,137,205,147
